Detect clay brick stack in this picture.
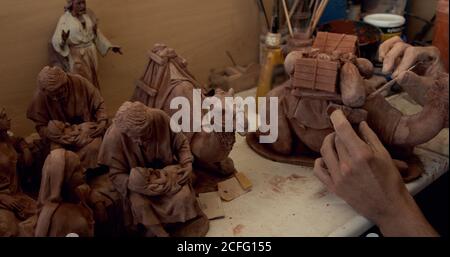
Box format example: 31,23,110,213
313,32,358,54
293,58,339,93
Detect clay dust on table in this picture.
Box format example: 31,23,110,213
233,224,245,235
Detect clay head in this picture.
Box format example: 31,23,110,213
65,0,87,16
37,66,69,102
0,108,11,132
114,101,153,142
41,149,85,204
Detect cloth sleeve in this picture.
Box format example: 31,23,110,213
51,14,70,57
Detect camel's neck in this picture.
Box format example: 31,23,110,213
212,131,236,154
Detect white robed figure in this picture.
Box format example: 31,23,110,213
51,0,122,90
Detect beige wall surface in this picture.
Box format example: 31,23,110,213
0,0,261,136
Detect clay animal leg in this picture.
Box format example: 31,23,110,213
261,84,293,155
364,75,448,148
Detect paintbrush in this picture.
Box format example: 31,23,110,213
368,63,420,98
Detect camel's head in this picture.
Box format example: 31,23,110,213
203,88,249,136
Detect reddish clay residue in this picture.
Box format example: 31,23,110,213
288,174,306,180
269,174,306,193
233,224,245,235
314,189,329,199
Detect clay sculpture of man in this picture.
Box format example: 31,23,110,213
98,101,209,237
27,66,108,170
0,109,37,237
50,0,122,90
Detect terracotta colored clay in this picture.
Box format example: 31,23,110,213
35,149,94,237
131,44,246,176
355,58,374,79
340,62,366,107
98,101,209,237
293,58,339,93
365,72,449,147
249,46,449,182
0,109,37,237
27,66,108,169
50,0,122,90
312,32,358,55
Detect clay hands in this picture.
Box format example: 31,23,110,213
379,36,443,78
111,46,123,55
0,194,25,213
314,110,438,236
88,120,108,138
46,121,77,145
61,30,70,48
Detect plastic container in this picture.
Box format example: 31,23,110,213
363,13,405,41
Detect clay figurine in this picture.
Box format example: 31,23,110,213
0,109,37,237
131,44,248,177
248,35,449,182
27,66,108,170
34,148,94,237
98,101,209,237
50,0,122,90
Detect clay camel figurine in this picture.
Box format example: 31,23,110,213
249,48,448,182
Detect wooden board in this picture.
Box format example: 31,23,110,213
197,192,225,220
218,177,248,202
235,172,253,191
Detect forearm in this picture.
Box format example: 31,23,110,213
376,194,438,237
173,133,194,165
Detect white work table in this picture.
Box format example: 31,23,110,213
206,88,449,237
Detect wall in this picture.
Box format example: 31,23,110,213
0,0,261,136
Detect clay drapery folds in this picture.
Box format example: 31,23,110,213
27,66,108,169
50,0,121,90
98,101,205,235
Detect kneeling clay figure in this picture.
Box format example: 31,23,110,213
0,109,37,237
98,101,209,237
34,149,94,237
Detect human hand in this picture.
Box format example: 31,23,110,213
379,36,442,78
314,110,438,236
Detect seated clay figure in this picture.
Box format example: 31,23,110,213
27,66,108,170
30,147,123,237
0,109,37,237
250,37,448,182
98,101,209,237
